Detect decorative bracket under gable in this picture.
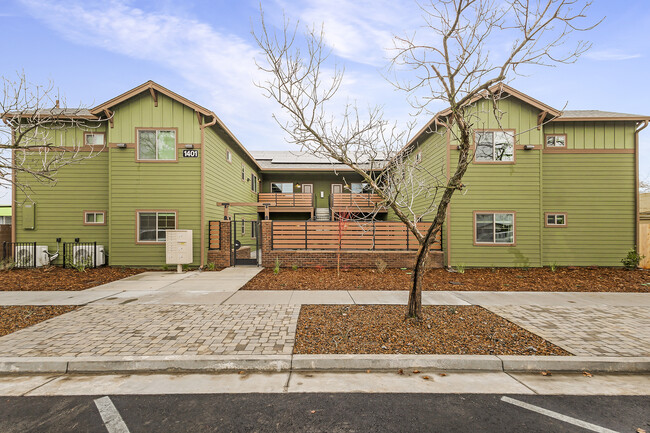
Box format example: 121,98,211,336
149,87,158,107
537,111,547,130
104,109,114,128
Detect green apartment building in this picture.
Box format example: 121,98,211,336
7,81,649,268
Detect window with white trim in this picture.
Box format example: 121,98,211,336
546,213,567,226
138,211,176,242
251,174,258,192
137,130,176,160
475,212,515,244
251,221,257,238
271,182,293,193
475,131,514,162
84,133,105,146
84,211,105,224
0,216,10,225
545,135,566,147
241,163,246,181
415,152,422,164
241,219,245,235
350,182,371,193
226,150,232,163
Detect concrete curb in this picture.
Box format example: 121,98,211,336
1,355,649,374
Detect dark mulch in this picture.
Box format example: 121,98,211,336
294,305,571,356
242,267,650,292
0,267,149,291
0,306,77,337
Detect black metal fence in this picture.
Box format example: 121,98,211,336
1,242,38,268
63,242,102,269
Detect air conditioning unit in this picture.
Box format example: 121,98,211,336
73,244,105,267
15,245,49,268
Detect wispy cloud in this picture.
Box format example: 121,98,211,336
585,49,642,61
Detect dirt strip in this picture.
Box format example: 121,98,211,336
243,267,650,292
294,305,572,356
0,267,149,291
0,306,77,337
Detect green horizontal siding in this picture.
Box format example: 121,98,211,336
543,121,636,150
542,153,635,265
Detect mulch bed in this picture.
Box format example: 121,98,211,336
0,306,77,337
0,267,149,291
294,305,571,356
243,267,650,292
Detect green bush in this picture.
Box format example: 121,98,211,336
621,248,644,270
273,258,282,275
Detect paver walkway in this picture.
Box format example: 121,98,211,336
0,305,299,357
487,305,650,357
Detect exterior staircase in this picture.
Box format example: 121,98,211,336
314,208,331,221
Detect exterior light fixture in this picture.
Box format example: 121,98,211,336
295,184,301,188
184,144,194,149
523,145,535,150
116,143,127,149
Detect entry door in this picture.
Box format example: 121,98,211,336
302,184,313,194
331,184,343,194
232,213,260,266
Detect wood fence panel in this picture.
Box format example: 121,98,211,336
640,223,650,269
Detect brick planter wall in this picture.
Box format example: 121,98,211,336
207,220,231,268
260,220,443,269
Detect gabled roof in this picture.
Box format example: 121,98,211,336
252,150,386,171
91,81,261,170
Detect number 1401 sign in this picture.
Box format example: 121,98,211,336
182,149,199,158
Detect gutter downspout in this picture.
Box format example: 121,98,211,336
199,113,218,268
635,120,648,255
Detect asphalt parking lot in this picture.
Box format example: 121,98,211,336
1,393,648,432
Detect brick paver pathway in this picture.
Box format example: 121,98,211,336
487,305,650,357
0,305,299,357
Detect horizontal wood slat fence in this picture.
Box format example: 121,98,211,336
330,193,384,210
208,220,221,250
271,221,441,251
258,193,313,207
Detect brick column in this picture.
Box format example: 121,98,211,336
260,220,273,267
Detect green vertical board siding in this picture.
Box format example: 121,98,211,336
14,152,109,264
542,153,635,265
203,127,260,255
544,121,636,149
107,94,201,267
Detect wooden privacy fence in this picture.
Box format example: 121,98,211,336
271,221,441,251
208,220,221,250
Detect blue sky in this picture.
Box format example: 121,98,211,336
1,0,649,205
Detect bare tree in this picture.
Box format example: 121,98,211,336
254,0,598,319
641,180,650,193
1,72,106,201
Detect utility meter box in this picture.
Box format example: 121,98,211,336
166,230,193,266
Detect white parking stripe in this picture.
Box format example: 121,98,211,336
500,396,619,433
94,396,131,433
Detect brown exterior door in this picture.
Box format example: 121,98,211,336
331,184,343,194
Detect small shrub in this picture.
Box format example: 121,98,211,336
550,262,558,272
207,262,216,271
0,259,15,271
456,264,465,274
375,258,387,273
621,248,644,270
315,265,325,272
70,256,93,273
161,264,169,271
273,258,282,275
182,264,189,271
291,264,298,271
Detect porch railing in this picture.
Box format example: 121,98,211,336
330,193,385,212
258,193,313,208
271,220,441,251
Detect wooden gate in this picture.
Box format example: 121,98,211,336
640,222,650,269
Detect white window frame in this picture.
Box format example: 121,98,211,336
136,129,176,161
137,211,177,243
475,130,515,162
271,182,293,193
84,211,106,225
241,163,246,181
241,218,246,235
474,212,515,245
226,150,232,163
251,173,258,192
84,132,105,147
0,216,10,225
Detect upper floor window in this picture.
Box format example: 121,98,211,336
545,134,566,148
545,212,567,227
0,216,10,225
475,130,514,162
241,163,246,181
350,182,371,194
271,182,293,193
226,150,232,163
475,212,515,245
415,152,422,164
251,174,258,192
84,132,105,146
137,129,176,161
